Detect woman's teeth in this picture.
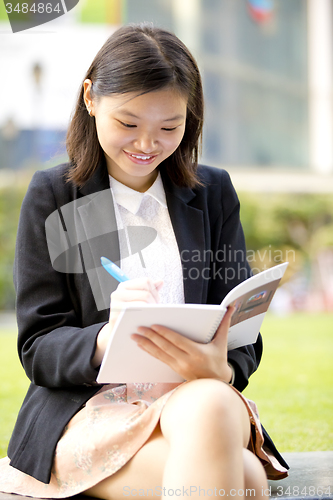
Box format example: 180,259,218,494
130,154,154,160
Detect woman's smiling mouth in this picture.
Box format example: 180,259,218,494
124,151,159,164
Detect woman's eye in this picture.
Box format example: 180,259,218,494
120,121,136,128
162,127,177,131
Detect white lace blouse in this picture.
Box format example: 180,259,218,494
109,172,185,305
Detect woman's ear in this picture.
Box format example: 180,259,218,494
83,79,94,116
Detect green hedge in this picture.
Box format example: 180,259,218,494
238,191,333,285
0,185,27,309
1,178,333,309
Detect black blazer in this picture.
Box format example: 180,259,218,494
8,161,288,483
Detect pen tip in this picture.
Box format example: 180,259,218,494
100,256,107,265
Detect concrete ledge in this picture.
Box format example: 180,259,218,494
0,452,332,500
269,452,333,499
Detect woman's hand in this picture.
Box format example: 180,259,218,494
131,305,235,383
92,278,163,368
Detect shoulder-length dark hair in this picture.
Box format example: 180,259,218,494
66,23,204,188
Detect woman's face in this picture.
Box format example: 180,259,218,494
84,83,187,192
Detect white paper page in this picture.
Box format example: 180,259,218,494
227,313,264,350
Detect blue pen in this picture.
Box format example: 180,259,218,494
100,256,129,283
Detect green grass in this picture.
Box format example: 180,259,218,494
243,312,333,452
0,313,332,458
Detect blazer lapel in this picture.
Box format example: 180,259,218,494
161,170,207,304
77,160,121,311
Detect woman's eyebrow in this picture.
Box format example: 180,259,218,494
117,110,185,121
163,114,185,122
117,110,139,119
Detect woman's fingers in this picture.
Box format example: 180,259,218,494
109,277,164,332
212,304,235,346
134,325,188,355
154,280,164,292
113,289,157,304
130,305,236,382
131,328,180,365
115,277,163,304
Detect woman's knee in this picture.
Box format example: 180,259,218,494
160,379,249,443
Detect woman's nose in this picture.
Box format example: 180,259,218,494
133,133,158,153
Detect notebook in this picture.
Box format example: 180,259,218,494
97,262,288,383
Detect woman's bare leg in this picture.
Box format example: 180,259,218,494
243,449,269,498
159,379,251,498
84,423,168,499
84,379,268,500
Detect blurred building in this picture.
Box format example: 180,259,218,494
1,0,333,188
129,0,310,171
126,0,333,189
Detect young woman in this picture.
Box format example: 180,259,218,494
0,24,288,499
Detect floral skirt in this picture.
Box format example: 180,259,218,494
0,382,288,498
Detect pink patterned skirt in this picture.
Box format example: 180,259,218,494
0,382,288,498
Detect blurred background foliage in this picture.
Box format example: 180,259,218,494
0,185,27,310
238,191,333,266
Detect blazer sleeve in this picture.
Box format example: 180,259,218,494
206,169,263,392
14,170,105,388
